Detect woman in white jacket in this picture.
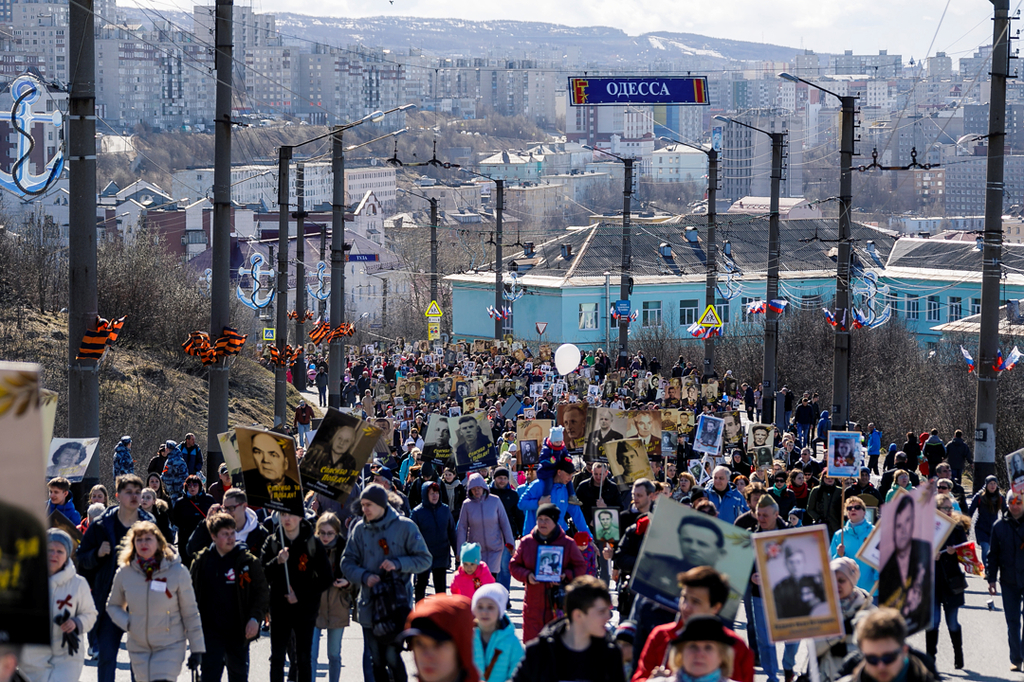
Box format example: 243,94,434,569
106,521,205,682
19,529,99,682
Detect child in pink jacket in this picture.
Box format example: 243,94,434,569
451,542,495,599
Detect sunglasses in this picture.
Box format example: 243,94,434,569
847,505,864,511
937,485,951,491
864,650,903,666
222,503,243,512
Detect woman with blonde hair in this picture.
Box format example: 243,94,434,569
659,615,738,682
106,521,205,682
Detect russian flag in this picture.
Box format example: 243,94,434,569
994,349,1005,372
687,321,707,338
852,308,868,330
745,300,766,315
1005,346,1022,372
822,307,838,327
767,299,788,313
960,346,975,373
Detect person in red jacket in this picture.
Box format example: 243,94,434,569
510,503,587,642
631,566,754,682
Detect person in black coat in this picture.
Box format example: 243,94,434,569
171,475,215,565
490,467,525,538
879,452,921,501
409,481,457,601
575,464,621,528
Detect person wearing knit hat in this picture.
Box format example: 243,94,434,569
613,620,638,677
451,542,495,599
19,528,100,682
471,584,523,682
534,425,583,508
402,594,480,682
360,483,390,512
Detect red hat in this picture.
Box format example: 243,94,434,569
574,531,591,546
402,595,478,682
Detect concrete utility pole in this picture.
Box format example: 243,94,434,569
294,163,308,392
328,126,347,410
429,197,439,304
704,150,718,374
619,158,633,368
206,0,233,478
494,179,504,340
68,0,99,498
973,0,1011,489
274,145,291,427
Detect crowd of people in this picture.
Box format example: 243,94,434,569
9,345,1024,682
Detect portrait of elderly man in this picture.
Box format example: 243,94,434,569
586,408,624,460
633,512,730,595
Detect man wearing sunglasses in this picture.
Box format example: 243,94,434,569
844,608,938,682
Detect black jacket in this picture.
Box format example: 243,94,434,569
490,484,525,538
190,543,270,638
512,618,625,682
988,511,1024,589
944,437,973,469
78,506,156,608
261,518,333,617
575,477,622,528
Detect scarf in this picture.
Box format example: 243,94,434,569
137,556,161,581
789,482,809,499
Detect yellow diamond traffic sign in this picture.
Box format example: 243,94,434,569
697,304,723,328
424,300,443,317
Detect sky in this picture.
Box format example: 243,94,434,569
222,0,1003,64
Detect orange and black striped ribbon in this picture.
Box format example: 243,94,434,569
76,315,127,360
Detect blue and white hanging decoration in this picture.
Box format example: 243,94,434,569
306,261,331,302
715,250,743,301
1,74,65,197
236,253,276,310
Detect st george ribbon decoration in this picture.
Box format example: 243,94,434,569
1,75,65,197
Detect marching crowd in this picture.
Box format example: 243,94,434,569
10,347,1024,682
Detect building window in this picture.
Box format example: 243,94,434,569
679,299,699,326
578,303,598,330
970,297,981,316
948,296,962,322
927,296,941,322
740,296,756,322
906,295,920,320
642,301,662,327
502,307,514,334
714,298,731,324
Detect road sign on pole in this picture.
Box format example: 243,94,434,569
569,76,710,106
535,322,548,335
427,321,440,340
263,328,276,341
424,300,443,317
614,300,631,316
697,305,723,328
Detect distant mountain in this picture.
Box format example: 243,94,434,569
118,8,800,66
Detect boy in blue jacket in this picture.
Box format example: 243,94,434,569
536,426,581,505
46,476,81,525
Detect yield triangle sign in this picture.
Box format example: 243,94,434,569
424,300,443,317
536,322,548,334
697,304,723,328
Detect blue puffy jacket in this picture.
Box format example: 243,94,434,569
703,484,746,524
112,442,135,479
410,482,457,569
473,615,524,682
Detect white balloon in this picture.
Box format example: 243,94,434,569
554,343,581,375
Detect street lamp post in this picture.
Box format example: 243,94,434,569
397,188,440,305
459,168,505,340
659,135,718,374
714,116,785,427
584,146,633,369
780,72,857,430
328,106,413,410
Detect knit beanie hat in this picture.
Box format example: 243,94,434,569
360,483,390,512
460,542,481,564
493,467,510,479
830,557,860,586
472,583,509,621
402,595,479,682
537,503,561,523
47,528,74,561
549,426,565,443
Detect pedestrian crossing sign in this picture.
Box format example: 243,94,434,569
697,305,723,328
424,300,443,317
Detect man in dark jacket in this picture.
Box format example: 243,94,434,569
191,512,269,682
944,430,973,485
262,512,333,682
805,476,843,538
988,490,1024,671
879,452,921,502
77,475,154,682
921,429,945,473
575,463,621,530
512,575,624,682
490,467,525,538
180,432,204,476
410,481,457,601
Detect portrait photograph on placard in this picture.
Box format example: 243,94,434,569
45,437,100,482
584,407,628,461
423,414,453,464
593,508,620,545
519,439,540,468
424,380,441,403
717,410,743,447
557,402,588,451
877,486,935,634
625,410,662,460
747,424,776,469
827,431,863,479
451,411,496,472
605,438,655,489
664,378,683,405
693,414,724,455
631,498,754,620
462,396,480,414
0,362,51,646
1007,449,1024,494
238,426,305,515
535,545,564,582
217,429,242,475
300,408,381,502
517,419,553,452
753,525,843,643
857,490,955,573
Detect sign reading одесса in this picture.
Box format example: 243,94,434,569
569,76,710,106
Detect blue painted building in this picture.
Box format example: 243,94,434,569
446,217,1024,347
